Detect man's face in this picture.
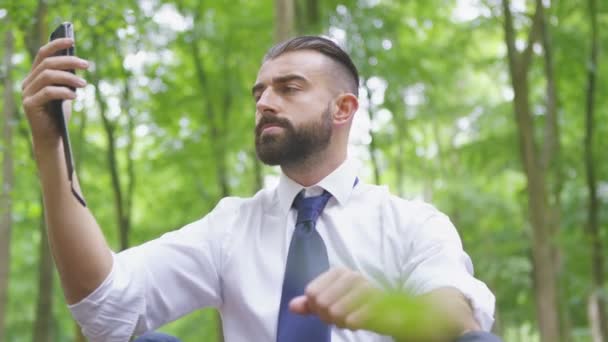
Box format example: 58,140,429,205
252,50,336,166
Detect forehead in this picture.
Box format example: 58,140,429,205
256,50,332,83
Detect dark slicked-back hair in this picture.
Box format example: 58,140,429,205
263,36,360,97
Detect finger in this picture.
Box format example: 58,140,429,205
24,68,86,97
305,268,346,299
344,302,373,330
336,280,378,309
328,281,375,326
313,272,361,323
304,269,345,315
23,86,77,111
289,296,311,315
317,271,360,307
23,56,89,91
31,38,74,71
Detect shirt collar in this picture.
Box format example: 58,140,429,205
276,158,361,216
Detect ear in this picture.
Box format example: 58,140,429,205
332,93,358,126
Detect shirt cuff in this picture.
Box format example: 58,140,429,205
68,253,144,342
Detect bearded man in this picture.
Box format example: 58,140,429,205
21,35,500,342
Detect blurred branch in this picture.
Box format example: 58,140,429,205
537,0,559,172
24,0,48,59
583,0,607,339
520,1,542,73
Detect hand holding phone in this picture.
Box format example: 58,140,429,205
48,22,86,207
49,22,76,116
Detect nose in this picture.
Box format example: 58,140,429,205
255,87,278,115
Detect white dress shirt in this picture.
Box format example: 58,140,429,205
70,159,495,342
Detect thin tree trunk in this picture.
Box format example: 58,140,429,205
304,0,319,30
218,46,234,198
185,9,228,339
190,36,231,199
391,104,407,197
16,107,57,342
90,33,133,251
24,0,48,61
21,3,58,339
537,2,570,339
253,149,264,192
32,198,53,342
121,76,136,250
295,0,320,34
94,82,129,250
584,0,607,339
0,21,16,342
364,83,381,185
501,1,561,341
394,128,406,197
275,0,295,42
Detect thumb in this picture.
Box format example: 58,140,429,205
289,296,311,315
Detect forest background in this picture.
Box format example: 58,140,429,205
0,0,606,341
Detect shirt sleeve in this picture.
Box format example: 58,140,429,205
68,198,237,342
399,201,496,331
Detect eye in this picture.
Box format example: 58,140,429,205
281,84,300,94
253,91,262,103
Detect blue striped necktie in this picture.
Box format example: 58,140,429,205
276,189,333,342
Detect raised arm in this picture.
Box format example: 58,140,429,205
21,37,113,304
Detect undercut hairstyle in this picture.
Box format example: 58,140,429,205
263,36,360,97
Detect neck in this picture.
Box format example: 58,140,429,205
281,147,346,187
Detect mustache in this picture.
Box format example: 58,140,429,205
255,116,292,136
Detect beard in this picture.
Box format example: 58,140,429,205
255,105,332,166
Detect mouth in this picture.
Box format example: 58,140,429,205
262,123,282,130
257,122,285,136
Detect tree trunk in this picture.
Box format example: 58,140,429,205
394,123,406,197
16,108,57,342
95,82,130,250
501,1,561,341
21,2,58,339
90,34,134,252
364,83,382,185
187,13,229,340
24,0,48,62
190,37,231,200
275,0,295,42
304,0,319,30
295,0,320,34
584,0,607,340
253,149,264,192
120,76,136,250
32,198,53,342
0,20,16,342
537,2,570,339
389,101,407,197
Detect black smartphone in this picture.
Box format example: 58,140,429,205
48,22,86,206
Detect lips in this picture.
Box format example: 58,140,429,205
256,117,289,137
261,123,283,132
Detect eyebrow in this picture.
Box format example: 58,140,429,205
251,74,309,97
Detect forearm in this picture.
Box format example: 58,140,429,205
368,288,479,342
35,140,113,304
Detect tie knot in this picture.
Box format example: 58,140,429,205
292,190,332,224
